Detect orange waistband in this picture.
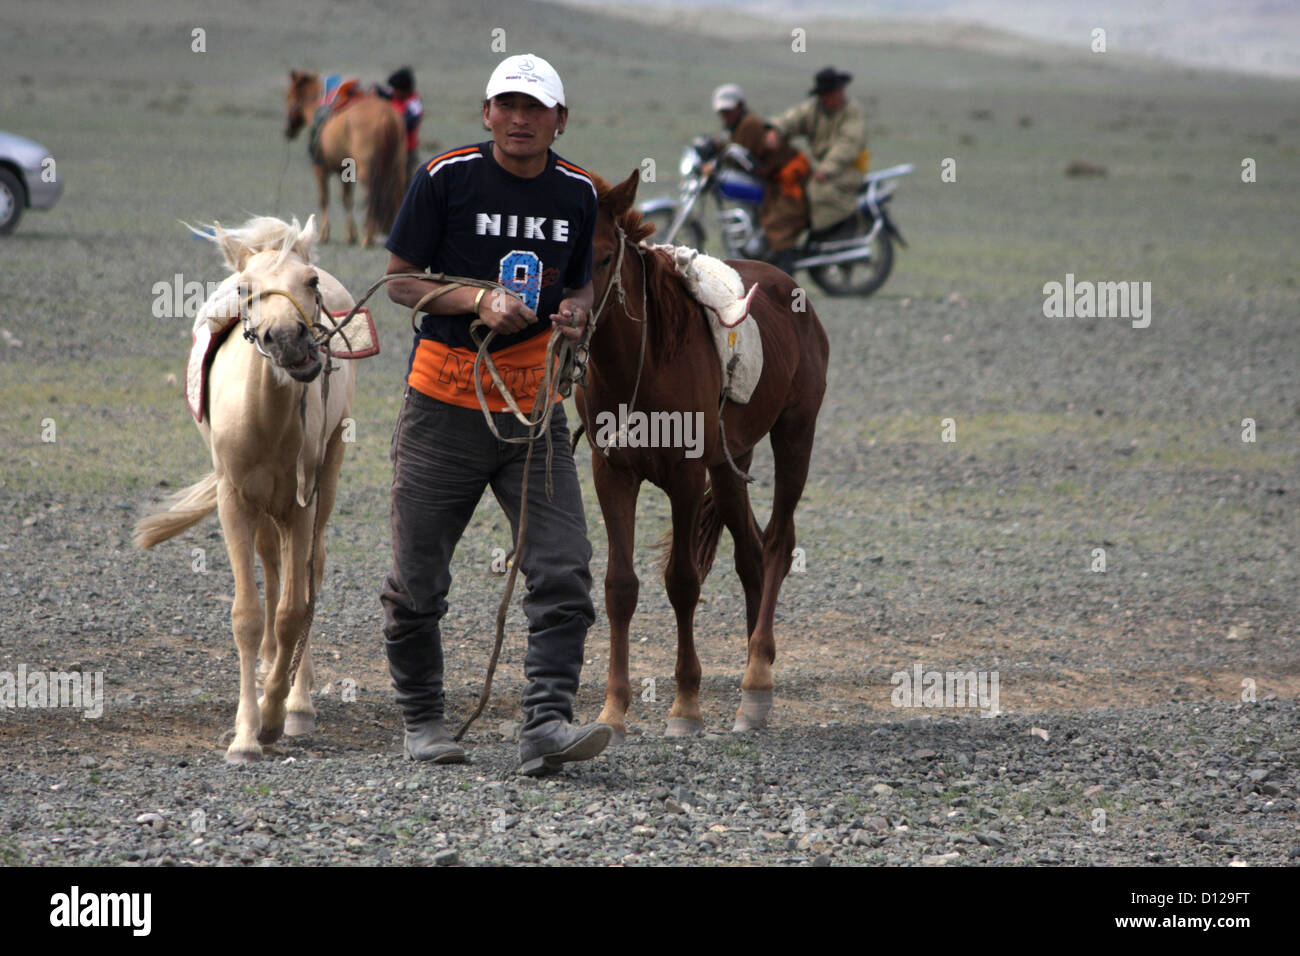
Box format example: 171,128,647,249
776,153,811,200
407,333,561,412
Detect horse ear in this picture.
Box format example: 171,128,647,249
211,221,250,272
294,215,317,261
601,169,641,217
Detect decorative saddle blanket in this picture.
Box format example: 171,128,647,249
185,275,379,423
651,243,763,403
308,75,363,161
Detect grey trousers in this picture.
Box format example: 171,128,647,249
380,387,595,735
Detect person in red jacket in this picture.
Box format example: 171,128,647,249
381,66,423,182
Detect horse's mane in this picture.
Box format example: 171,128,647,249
186,215,314,271
591,174,703,363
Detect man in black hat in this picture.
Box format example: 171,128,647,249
764,66,868,254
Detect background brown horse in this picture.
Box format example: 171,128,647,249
284,70,406,247
582,171,829,741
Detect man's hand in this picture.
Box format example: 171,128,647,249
385,252,533,333
549,297,588,343
764,128,783,152
479,288,535,334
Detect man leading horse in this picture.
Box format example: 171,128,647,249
378,54,613,776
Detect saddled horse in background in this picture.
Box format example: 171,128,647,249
284,70,406,247
581,171,829,741
136,215,358,762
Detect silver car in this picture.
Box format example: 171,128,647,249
0,131,63,235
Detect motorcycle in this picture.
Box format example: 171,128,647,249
639,136,913,296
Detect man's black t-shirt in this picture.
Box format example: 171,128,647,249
386,142,597,354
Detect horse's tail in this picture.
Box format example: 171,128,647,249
654,482,741,581
693,484,727,579
368,110,405,234
134,472,219,550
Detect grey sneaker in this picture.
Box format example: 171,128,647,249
517,720,613,777
404,718,467,764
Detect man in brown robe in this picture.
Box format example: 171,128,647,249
712,83,810,269
765,67,869,239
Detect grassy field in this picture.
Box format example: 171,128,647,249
1,0,1297,718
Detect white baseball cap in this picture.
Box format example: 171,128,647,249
712,83,743,111
485,54,566,108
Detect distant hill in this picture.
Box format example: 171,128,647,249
563,0,1300,78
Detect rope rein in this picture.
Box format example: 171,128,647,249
453,231,634,739
255,266,620,738
243,233,714,738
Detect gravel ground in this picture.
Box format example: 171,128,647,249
4,696,1296,866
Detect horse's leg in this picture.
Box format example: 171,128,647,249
709,451,763,637
356,160,375,248
255,516,279,680
285,431,344,736
314,163,330,243
258,505,314,745
218,489,266,762
341,177,357,245
593,457,640,745
663,467,708,736
734,414,817,732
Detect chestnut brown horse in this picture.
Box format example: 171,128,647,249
581,171,829,741
284,70,406,247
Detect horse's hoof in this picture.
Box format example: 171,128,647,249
225,745,262,764
283,712,315,737
607,726,627,748
257,724,284,746
665,717,705,737
731,689,774,732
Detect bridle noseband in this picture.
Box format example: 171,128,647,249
239,283,336,360
580,222,649,457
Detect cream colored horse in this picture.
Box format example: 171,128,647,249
136,216,356,763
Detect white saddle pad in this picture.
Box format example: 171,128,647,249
184,275,378,422
651,243,763,403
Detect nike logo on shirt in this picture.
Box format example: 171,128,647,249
475,213,570,243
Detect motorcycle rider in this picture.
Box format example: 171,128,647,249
711,83,809,272
764,67,868,259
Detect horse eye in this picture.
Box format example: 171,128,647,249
597,254,613,270
306,274,319,288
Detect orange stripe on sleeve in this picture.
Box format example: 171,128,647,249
555,159,592,180
425,146,480,173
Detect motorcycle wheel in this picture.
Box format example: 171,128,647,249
643,206,707,252
807,220,894,297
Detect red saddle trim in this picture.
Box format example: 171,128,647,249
185,308,377,424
